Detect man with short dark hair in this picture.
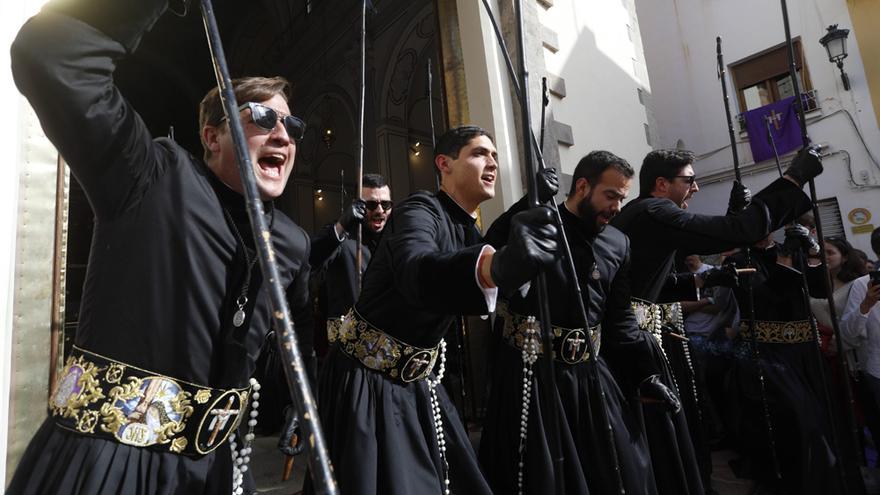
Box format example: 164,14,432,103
310,172,392,340
611,146,821,494
10,0,313,493
308,125,559,495
480,151,669,495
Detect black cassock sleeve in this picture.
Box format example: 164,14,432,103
11,1,171,221
484,195,529,249
384,194,488,315
309,223,344,270
645,177,811,255
601,241,660,389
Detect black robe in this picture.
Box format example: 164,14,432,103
729,246,844,494
307,190,492,495
309,224,378,319
9,4,313,494
479,199,658,495
610,177,812,495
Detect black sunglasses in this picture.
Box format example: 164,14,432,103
365,200,393,211
221,102,306,140
670,175,697,185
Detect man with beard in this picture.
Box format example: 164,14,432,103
9,0,313,493
310,173,392,345
306,125,559,495
610,147,821,495
480,151,675,495
275,174,392,460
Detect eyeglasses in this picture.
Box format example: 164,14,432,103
221,102,306,140
365,200,393,211
671,175,697,185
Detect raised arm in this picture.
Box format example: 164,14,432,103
11,0,170,219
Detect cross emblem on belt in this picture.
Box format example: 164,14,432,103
206,396,240,447
402,351,434,382
766,109,783,130
565,331,587,362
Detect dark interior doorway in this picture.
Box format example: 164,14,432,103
63,0,446,350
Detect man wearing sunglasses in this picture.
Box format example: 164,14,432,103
610,147,823,495
310,173,391,335
10,1,314,493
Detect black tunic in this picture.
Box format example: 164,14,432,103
479,199,658,495
610,177,812,495
9,4,312,494
308,190,492,495
729,246,842,494
309,224,378,319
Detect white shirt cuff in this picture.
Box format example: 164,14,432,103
475,244,498,313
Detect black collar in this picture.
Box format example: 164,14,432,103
437,190,478,227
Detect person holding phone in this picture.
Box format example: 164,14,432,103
840,228,880,427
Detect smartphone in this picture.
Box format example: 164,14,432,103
871,270,880,286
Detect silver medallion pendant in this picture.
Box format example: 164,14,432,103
591,264,601,280
233,295,248,327
233,309,246,327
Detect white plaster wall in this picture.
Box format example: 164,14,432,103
2,1,53,487
539,0,654,197
636,0,880,256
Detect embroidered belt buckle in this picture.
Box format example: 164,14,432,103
632,298,684,336
739,320,815,344
335,308,439,383
327,316,345,344
498,302,601,364
49,346,250,457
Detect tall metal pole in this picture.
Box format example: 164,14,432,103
479,1,625,491
356,0,367,290
427,58,440,191
717,36,781,480
199,1,336,493
780,0,863,485
539,77,548,152
512,2,565,493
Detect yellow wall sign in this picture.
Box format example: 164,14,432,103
852,224,875,235
848,208,872,225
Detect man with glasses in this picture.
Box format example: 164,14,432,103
275,174,393,458
310,173,393,337
610,147,822,494
10,1,313,493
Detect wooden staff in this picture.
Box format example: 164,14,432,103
199,1,336,492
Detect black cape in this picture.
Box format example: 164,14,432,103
610,177,812,495
306,190,492,495
9,3,313,493
479,199,658,495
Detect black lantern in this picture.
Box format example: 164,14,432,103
819,24,851,91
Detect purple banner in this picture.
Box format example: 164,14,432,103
743,96,803,162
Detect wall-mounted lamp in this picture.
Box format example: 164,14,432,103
819,24,851,91
315,188,324,201
322,127,336,149
410,141,421,157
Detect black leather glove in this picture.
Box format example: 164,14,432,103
700,263,739,289
639,375,681,413
338,199,366,235
784,145,823,186
490,207,558,292
726,180,752,214
537,167,559,204
783,223,820,256
278,405,304,457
